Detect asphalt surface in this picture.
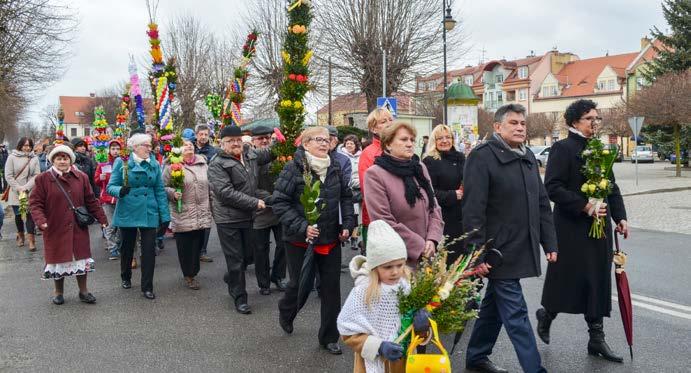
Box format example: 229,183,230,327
0,222,689,372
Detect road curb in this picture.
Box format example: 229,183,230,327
623,186,691,197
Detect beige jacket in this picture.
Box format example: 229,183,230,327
342,334,406,373
162,155,213,233
4,150,40,206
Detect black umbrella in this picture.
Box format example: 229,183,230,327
296,230,318,312
450,246,503,354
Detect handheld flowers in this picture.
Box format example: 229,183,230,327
580,139,618,239
167,133,185,213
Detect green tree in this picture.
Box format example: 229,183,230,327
644,0,691,79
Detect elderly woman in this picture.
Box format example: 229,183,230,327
29,144,107,305
273,126,355,355
422,124,466,264
4,137,41,251
364,121,444,266
162,135,212,290
107,133,170,300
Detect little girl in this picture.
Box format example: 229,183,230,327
338,220,428,373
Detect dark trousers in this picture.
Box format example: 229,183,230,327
466,279,546,373
217,224,253,304
279,242,341,345
12,205,35,234
174,229,203,277
120,227,157,292
200,227,211,255
253,224,286,288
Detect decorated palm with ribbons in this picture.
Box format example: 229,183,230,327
167,133,185,213
272,0,312,175
220,30,259,131
91,106,112,164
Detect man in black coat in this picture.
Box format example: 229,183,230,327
208,125,273,315
251,125,288,294
536,99,628,363
462,104,557,373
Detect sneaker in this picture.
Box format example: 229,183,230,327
200,255,214,263
108,255,119,261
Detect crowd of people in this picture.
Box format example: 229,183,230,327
2,98,631,372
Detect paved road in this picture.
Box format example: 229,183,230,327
1,223,689,372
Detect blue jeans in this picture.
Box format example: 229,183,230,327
466,279,546,373
0,205,5,234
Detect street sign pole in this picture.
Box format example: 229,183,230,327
628,116,645,187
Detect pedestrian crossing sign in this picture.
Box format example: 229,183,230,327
377,97,398,118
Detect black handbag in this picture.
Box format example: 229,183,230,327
50,171,96,227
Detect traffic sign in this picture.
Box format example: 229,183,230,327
377,97,397,118
628,116,644,138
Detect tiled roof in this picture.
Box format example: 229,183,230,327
316,92,414,115
59,96,99,124
553,52,638,97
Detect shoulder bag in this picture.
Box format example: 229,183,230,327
50,171,96,227
1,158,32,202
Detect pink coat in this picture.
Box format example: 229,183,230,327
364,163,444,264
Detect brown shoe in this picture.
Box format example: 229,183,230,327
16,232,25,247
131,258,138,269
199,255,213,263
184,276,200,290
27,233,36,252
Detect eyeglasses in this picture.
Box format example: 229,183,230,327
253,135,271,141
435,135,454,141
581,116,603,124
308,137,330,144
137,144,152,148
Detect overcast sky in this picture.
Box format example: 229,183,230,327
26,0,667,124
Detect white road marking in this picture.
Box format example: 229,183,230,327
630,294,691,313
612,295,691,320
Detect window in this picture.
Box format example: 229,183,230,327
70,128,77,137
607,79,616,91
497,92,503,102
518,88,528,100
75,111,84,117
636,77,646,90
496,74,503,83
464,75,473,85
518,66,528,79
597,81,605,91
542,85,558,97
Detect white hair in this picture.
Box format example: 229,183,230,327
128,133,152,149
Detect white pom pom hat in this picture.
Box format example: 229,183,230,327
366,220,407,269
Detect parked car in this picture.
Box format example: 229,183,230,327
529,146,550,167
631,145,654,163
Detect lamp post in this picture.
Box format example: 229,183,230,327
442,0,456,125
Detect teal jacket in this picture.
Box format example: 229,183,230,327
107,156,170,228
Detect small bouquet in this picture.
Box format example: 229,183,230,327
580,138,618,239
396,234,483,346
300,155,324,243
168,134,185,213
18,191,28,220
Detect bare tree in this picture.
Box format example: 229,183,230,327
164,14,217,129
413,93,443,125
526,112,550,145
598,106,631,153
313,0,467,111
627,71,691,176
0,0,77,133
478,108,494,140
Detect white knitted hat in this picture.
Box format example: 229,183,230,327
48,144,76,164
366,220,407,269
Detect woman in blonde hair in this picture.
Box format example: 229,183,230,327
422,124,466,264
357,108,394,249
337,220,429,373
273,126,355,354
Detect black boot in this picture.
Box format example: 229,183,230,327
587,319,624,363
536,308,556,344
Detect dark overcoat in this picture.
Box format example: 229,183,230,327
423,149,466,261
272,147,355,245
29,167,107,264
541,131,627,318
462,137,557,279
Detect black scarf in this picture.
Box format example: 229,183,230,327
374,152,436,211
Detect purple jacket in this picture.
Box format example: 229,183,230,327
364,163,444,264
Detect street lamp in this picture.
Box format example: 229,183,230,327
442,1,456,125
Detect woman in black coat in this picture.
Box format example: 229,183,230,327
272,126,355,355
537,99,628,363
422,124,466,264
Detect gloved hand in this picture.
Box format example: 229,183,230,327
378,341,404,361
119,186,131,198
413,309,431,333
159,221,170,231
